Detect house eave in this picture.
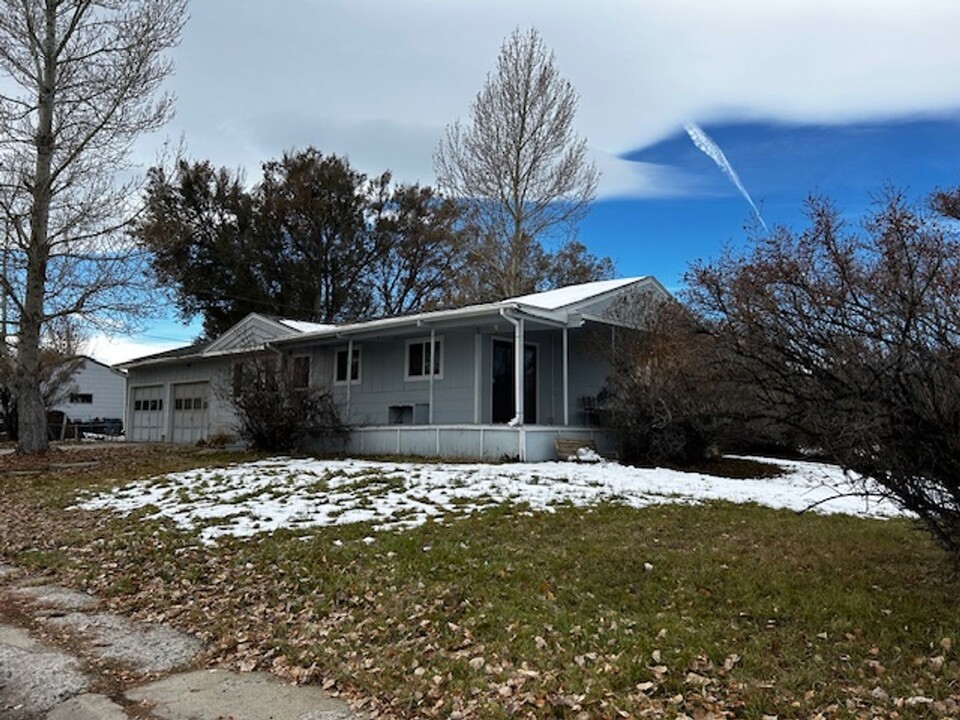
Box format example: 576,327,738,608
273,303,585,350
118,344,276,371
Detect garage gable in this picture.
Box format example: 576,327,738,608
204,314,300,354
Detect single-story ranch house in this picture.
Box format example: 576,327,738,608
119,277,669,460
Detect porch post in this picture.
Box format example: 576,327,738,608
514,317,524,424
428,327,435,424
346,338,353,422
473,331,481,424
562,327,569,426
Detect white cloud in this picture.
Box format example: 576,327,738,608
153,0,960,198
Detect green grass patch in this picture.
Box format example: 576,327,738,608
1,447,958,718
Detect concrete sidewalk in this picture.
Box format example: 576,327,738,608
0,564,358,719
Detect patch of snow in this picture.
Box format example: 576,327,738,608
569,447,603,463
75,456,907,543
508,277,646,310
80,433,125,442
278,318,338,334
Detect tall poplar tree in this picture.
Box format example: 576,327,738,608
434,27,610,301
0,0,187,453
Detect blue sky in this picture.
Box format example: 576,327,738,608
84,0,960,363
580,116,960,292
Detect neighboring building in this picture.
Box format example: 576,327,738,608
49,356,127,423
120,277,670,460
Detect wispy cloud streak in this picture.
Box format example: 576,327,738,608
684,122,768,232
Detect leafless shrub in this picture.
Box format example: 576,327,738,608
225,356,346,453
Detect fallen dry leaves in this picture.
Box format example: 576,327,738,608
1,444,960,719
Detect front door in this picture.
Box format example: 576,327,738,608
491,339,537,424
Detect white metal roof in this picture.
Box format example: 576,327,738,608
275,276,663,345
278,319,338,333
125,277,666,365
507,277,648,311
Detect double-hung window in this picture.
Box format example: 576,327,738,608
405,337,443,381
334,346,361,385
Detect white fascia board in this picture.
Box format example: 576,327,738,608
273,303,509,346
119,344,274,371
501,304,570,327
116,353,205,371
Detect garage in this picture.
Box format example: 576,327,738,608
130,386,164,442
171,382,210,444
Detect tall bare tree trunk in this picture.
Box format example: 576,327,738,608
15,3,57,454
0,0,185,453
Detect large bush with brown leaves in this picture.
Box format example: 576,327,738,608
686,191,960,555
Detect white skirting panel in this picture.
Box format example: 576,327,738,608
305,425,619,462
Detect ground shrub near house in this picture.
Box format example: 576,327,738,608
228,358,346,452
1,446,958,719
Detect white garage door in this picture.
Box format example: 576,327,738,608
172,382,210,444
130,386,164,442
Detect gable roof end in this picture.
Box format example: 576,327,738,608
507,277,649,311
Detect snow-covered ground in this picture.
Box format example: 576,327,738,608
76,456,907,543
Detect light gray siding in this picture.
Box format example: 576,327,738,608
315,330,480,426
127,320,620,446
574,281,668,325
297,326,614,430
205,315,295,353
567,323,616,425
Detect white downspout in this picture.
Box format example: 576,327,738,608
562,326,569,426
498,309,524,425
499,308,525,461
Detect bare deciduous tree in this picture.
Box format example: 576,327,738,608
0,318,84,441
434,27,605,301
687,191,960,556
0,0,186,453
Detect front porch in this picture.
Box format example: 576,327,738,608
305,424,620,462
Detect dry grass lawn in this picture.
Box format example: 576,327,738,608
1,444,958,719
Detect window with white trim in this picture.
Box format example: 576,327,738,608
334,346,361,385
405,337,443,381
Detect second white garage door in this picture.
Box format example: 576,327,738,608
172,382,210,444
